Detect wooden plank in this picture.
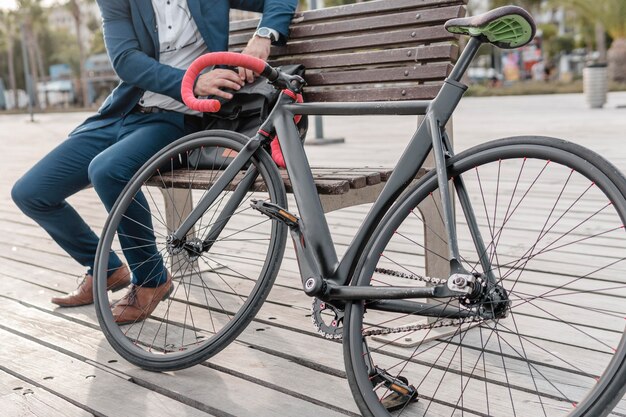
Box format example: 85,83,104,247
0,328,216,417
0,370,93,417
146,169,353,195
311,169,382,186
311,166,398,181
281,170,369,189
269,44,459,70
230,0,467,31
304,84,443,102
289,6,464,38
304,63,452,87
0,278,357,416
229,6,464,44
272,26,455,55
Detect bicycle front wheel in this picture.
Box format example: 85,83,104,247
344,136,626,417
94,130,287,371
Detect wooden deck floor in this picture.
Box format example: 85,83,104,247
2,92,626,417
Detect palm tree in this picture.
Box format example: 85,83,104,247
553,0,626,82
66,0,94,107
17,0,45,108
0,10,19,107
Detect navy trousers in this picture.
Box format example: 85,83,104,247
11,111,201,287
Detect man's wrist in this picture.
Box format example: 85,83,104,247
254,27,279,42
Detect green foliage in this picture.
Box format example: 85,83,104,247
39,27,80,74
538,22,557,41
90,27,106,55
538,23,574,59
547,34,575,57
490,0,543,12
550,0,626,39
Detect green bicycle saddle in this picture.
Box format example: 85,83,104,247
444,5,536,49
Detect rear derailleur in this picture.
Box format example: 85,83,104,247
450,273,511,319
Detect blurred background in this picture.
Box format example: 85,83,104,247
0,0,623,111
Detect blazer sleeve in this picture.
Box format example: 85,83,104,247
97,0,185,102
229,0,297,45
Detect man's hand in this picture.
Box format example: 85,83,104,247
193,69,245,99
239,36,272,84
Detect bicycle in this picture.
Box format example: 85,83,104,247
93,5,626,417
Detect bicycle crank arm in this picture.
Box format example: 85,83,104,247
251,200,326,296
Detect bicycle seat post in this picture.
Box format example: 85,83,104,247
447,36,483,84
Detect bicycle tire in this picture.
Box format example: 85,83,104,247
94,130,287,371
344,136,626,417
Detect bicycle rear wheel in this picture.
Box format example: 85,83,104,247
94,130,287,371
344,136,626,417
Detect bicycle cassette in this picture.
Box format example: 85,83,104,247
311,298,344,339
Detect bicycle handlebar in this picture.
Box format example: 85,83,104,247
181,52,276,113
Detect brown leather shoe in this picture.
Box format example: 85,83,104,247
112,274,173,325
51,265,131,307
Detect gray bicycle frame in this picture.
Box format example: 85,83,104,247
171,37,495,310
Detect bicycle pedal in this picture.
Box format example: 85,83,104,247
372,369,418,411
250,200,299,228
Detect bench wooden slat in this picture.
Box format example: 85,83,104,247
229,0,467,31
270,45,458,70
304,63,452,87
229,6,464,45
290,6,464,38
310,169,382,186
228,0,465,102
304,85,443,102
233,26,455,54
146,167,426,196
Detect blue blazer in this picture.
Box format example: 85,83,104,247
72,0,297,135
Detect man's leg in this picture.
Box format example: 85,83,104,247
11,121,126,277
88,112,200,324
88,113,199,285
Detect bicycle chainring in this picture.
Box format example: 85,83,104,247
311,298,344,339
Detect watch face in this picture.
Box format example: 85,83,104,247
257,28,270,37
256,27,274,40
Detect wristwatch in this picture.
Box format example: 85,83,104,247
254,27,278,42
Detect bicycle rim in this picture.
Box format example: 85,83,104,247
345,137,626,417
94,131,287,370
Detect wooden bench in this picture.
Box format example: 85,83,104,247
158,0,466,282
229,0,464,210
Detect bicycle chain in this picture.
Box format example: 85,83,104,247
311,268,483,338
362,268,483,336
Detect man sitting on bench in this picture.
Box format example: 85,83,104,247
11,0,297,324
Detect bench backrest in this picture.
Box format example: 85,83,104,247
229,0,467,102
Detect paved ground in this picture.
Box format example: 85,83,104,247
1,91,625,417
2,91,625,169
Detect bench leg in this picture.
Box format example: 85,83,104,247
421,117,455,328
418,196,450,283
160,188,197,276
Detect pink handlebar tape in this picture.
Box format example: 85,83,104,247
181,52,268,113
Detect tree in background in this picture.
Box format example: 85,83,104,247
490,0,543,13
66,0,94,107
0,10,19,106
17,0,45,108
553,0,626,82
